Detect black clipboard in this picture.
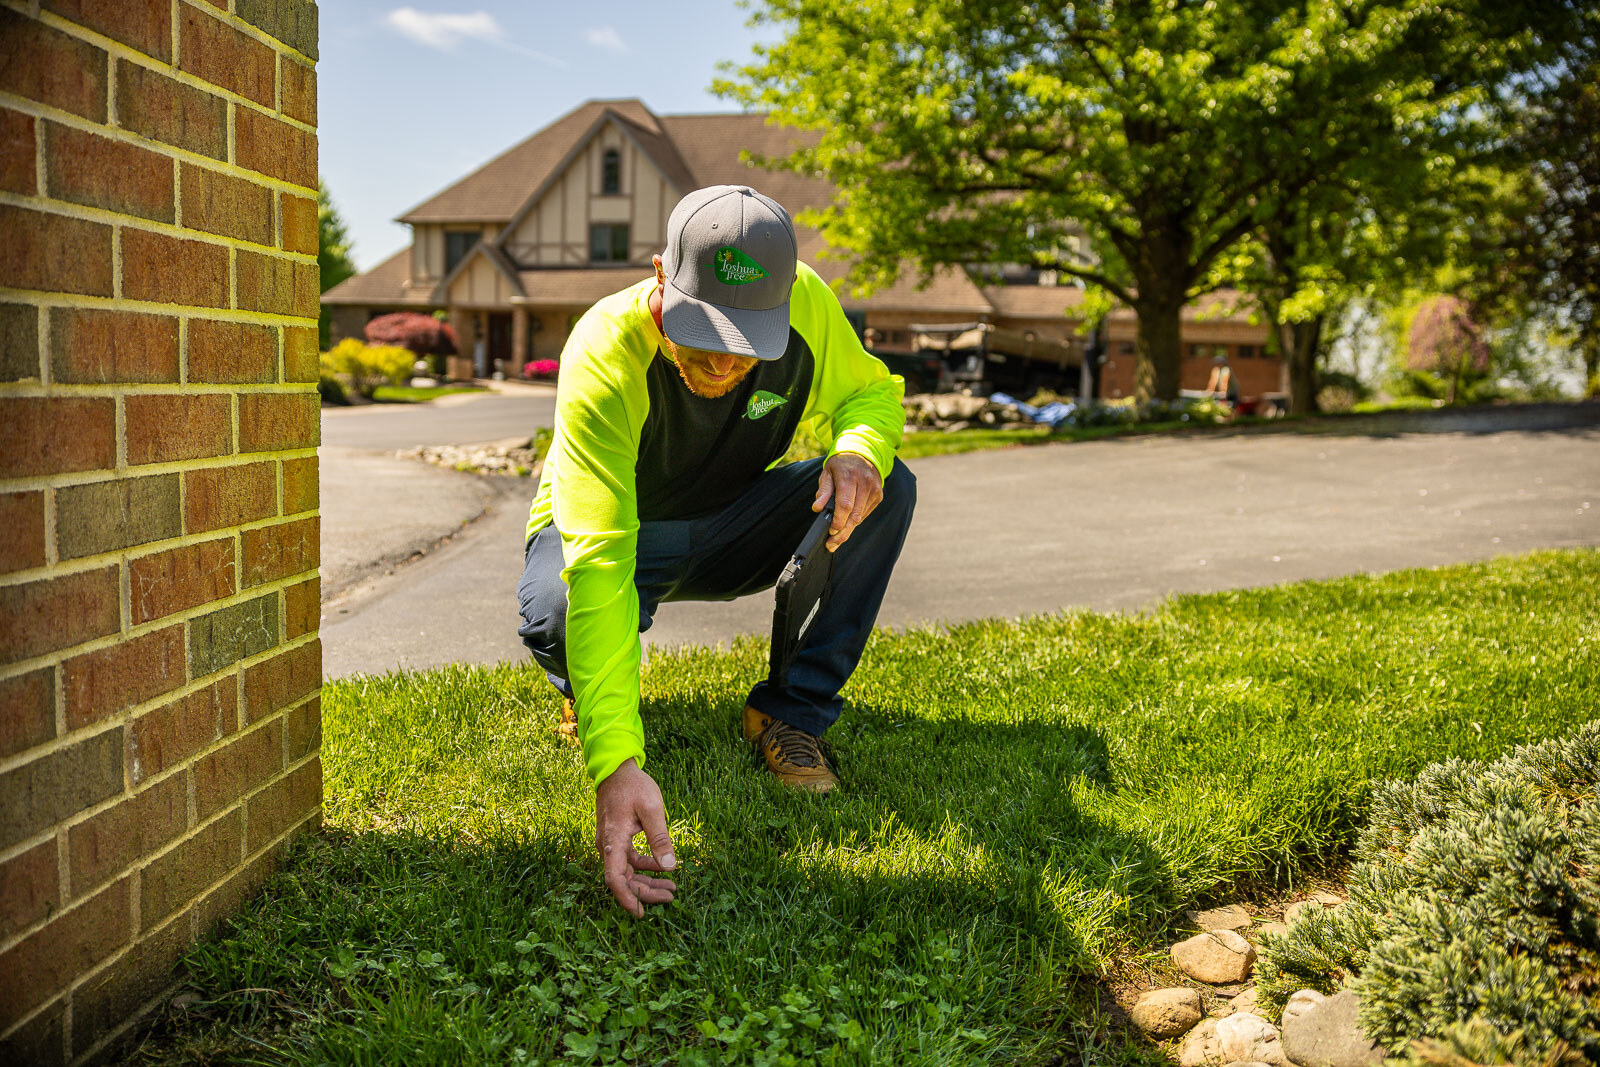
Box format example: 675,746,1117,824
767,507,835,689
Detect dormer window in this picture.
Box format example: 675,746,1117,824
601,149,621,195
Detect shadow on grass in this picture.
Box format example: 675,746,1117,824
131,695,1177,1066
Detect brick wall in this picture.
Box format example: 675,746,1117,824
0,1,322,1062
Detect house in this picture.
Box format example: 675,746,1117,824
323,98,1277,399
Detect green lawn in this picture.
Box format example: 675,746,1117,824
134,548,1600,1065
369,384,485,404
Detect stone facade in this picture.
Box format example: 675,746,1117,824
0,1,322,1062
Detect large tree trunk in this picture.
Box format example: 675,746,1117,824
1282,315,1325,414
1132,291,1186,402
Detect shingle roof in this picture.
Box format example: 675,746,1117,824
322,245,433,306
396,99,670,224
981,285,1256,323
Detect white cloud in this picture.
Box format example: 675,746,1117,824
380,7,564,66
583,25,629,54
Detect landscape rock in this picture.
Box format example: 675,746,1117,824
1280,988,1327,1028
1254,922,1291,941
1309,891,1345,906
396,438,543,478
1229,987,1262,1017
1130,987,1203,1037
1188,904,1253,932
1223,1061,1279,1067
1217,1012,1290,1066
1280,989,1386,1067
1173,929,1257,983
1178,1017,1224,1066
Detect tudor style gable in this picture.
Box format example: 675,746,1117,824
497,112,690,271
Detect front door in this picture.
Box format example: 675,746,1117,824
487,312,513,375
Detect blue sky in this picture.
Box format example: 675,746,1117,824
319,4,775,272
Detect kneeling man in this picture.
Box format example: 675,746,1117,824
515,185,916,916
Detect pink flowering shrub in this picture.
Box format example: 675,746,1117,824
524,359,560,380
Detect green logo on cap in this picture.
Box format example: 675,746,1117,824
714,246,767,286
745,390,788,420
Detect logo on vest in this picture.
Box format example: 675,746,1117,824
745,390,788,420
714,247,767,286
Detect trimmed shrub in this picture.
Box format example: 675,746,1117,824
366,312,457,377
322,339,415,399
523,359,560,380
318,373,349,406
1254,722,1600,1066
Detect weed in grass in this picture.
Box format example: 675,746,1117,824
128,548,1600,1065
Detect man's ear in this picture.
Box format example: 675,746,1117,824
652,254,665,284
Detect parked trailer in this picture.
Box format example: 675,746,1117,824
906,322,1087,396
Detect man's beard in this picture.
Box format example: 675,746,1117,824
664,340,757,398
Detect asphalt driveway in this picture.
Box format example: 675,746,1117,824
319,408,1600,679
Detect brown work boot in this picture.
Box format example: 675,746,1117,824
555,697,578,742
742,705,838,793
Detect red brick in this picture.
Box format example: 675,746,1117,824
121,227,229,309
235,0,317,61
235,105,316,188
280,191,317,255
138,809,240,929
0,203,114,297
181,161,273,246
237,249,318,318
129,537,236,626
282,576,319,639
127,677,235,786
179,4,275,108
125,393,233,465
0,728,123,851
0,566,119,666
115,60,227,161
0,667,55,761
42,0,172,64
280,55,316,126
62,624,187,731
0,877,129,1027
0,397,115,478
0,838,59,939
70,902,193,1058
54,473,181,560
1,300,39,381
195,840,277,938
43,121,174,224
0,995,65,1066
238,392,319,453
0,9,109,124
283,325,318,383
241,516,318,588
241,639,319,724
187,317,278,383
49,306,179,384
0,107,36,196
245,754,320,854
183,461,277,533
281,456,318,515
0,491,46,574
67,774,185,898
192,720,281,822
285,694,320,762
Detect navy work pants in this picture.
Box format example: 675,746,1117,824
515,456,916,736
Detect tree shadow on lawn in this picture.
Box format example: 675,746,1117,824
140,694,1182,1065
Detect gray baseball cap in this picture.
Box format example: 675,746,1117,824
660,185,797,360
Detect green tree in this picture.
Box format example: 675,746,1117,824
318,180,357,350
721,0,1573,403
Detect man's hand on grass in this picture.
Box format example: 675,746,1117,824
813,451,884,552
594,758,677,917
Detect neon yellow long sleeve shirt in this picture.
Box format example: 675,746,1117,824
524,261,906,785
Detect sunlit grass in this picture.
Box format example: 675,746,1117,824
132,548,1600,1065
